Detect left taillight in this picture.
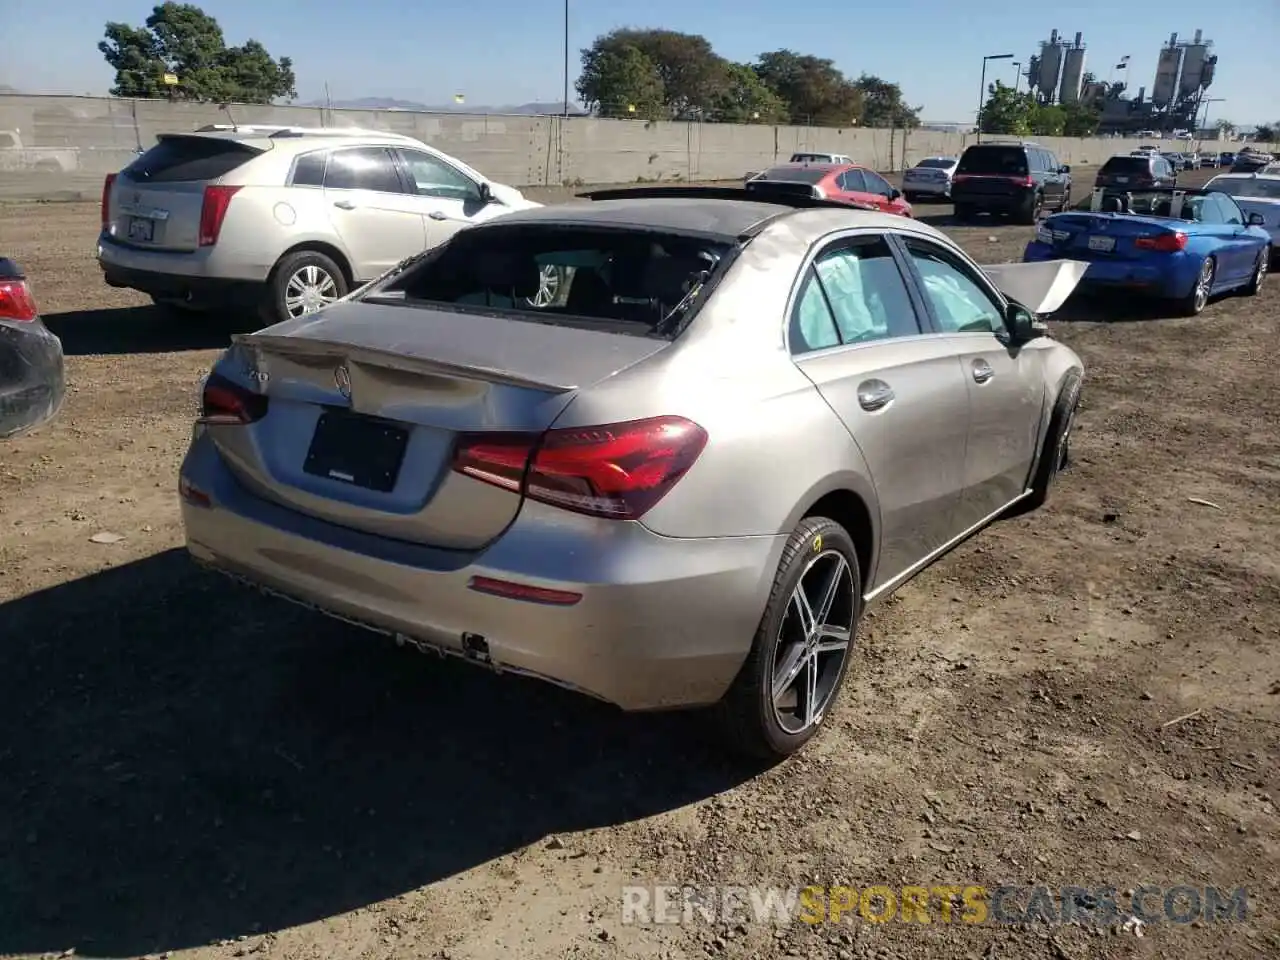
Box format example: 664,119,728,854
1134,231,1189,253
0,276,38,323
199,372,268,424
101,173,116,230
453,415,709,521
198,185,242,247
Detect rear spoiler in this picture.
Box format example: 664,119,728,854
576,184,877,211
979,260,1089,315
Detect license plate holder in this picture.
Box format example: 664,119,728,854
1088,235,1115,252
303,408,409,493
128,217,154,242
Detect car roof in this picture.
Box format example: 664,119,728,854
168,126,422,149
1209,172,1280,182
770,161,846,170
468,196,937,244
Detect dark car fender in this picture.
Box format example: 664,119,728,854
0,321,66,439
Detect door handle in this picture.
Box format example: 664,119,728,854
857,379,895,411
333,200,356,210
428,211,449,221
972,360,995,384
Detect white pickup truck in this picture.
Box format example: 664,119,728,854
0,130,79,173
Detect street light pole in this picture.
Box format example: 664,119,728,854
976,52,1015,143
563,0,569,116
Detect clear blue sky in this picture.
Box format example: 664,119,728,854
3,0,1274,124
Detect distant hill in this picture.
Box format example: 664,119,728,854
304,96,588,116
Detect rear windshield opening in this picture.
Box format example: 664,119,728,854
760,166,830,184
123,136,262,183
370,226,734,335
915,158,955,169
1100,157,1151,175
957,146,1028,175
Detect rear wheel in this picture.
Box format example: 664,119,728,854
715,517,861,761
264,251,348,327
903,191,920,202
1016,191,1042,225
953,203,976,221
1178,256,1215,317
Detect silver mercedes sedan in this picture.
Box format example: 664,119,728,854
179,185,1086,759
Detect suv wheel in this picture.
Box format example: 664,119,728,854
1017,191,1043,225
265,251,349,326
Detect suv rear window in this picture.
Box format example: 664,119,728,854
1100,157,1150,175
369,225,732,336
123,136,261,183
956,146,1028,175
915,158,955,169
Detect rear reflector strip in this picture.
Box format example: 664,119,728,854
467,576,583,606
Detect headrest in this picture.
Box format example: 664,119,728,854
470,251,540,299
1101,195,1124,213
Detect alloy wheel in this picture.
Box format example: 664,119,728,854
284,265,340,317
1194,259,1215,313
770,550,856,735
526,264,562,309
1255,254,1268,292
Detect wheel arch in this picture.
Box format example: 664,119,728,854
788,477,880,595
273,241,356,288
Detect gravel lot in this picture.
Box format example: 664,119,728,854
2,168,1277,960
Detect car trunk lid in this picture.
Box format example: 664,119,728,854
1040,212,1183,260
208,300,670,549
107,134,265,252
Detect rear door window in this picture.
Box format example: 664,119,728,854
123,136,261,183
957,146,1029,176
324,147,405,193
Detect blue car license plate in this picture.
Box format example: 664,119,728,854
1087,235,1115,252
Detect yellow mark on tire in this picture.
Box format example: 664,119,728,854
814,534,823,552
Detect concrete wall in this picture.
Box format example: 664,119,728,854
1,94,1273,201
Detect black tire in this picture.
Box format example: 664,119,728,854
1242,250,1268,297
1016,191,1042,225
1059,188,1072,211
903,192,919,202
953,203,976,221
262,250,349,328
1007,374,1082,517
1177,256,1215,317
714,516,862,761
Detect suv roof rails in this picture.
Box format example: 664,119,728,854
576,184,879,211
192,123,416,141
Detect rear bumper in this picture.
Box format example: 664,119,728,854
0,320,65,439
1023,243,1194,298
951,186,1033,211
902,179,950,197
97,233,267,309
178,431,786,711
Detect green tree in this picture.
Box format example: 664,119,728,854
978,81,1033,135
580,29,728,118
754,50,863,126
1029,104,1065,136
854,74,919,128
576,44,665,119
1061,102,1101,137
712,63,788,123
1254,123,1277,142
99,2,295,103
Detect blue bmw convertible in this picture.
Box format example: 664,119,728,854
1022,187,1271,316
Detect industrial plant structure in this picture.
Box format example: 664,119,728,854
1023,27,1219,135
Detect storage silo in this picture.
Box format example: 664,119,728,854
1152,33,1183,107
1178,30,1211,100
1037,30,1064,101
1059,33,1087,105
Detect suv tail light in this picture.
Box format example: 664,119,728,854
453,416,708,520
200,372,268,424
0,276,38,322
1134,231,1188,253
198,185,242,246
1012,175,1035,187
101,173,116,229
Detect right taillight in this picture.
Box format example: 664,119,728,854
199,372,268,424
198,185,242,246
101,173,116,229
1134,231,1188,253
0,277,38,322
453,415,708,520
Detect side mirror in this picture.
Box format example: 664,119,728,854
888,188,902,201
1247,212,1266,226
1004,302,1047,344
1059,164,1071,173
476,181,494,204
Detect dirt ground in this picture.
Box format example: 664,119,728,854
1,167,1277,960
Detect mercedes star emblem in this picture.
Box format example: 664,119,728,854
334,364,352,400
